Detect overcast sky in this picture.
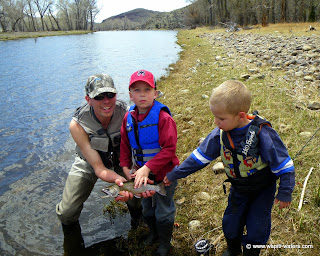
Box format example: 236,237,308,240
96,0,190,23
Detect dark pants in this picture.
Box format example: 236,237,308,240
142,180,177,224
222,181,276,247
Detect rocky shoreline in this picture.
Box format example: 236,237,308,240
199,32,320,111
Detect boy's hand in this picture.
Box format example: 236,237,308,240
274,199,291,209
114,178,134,202
133,165,151,188
115,191,133,202
135,179,156,197
163,176,172,187
140,189,156,198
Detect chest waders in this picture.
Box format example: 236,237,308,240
74,102,125,169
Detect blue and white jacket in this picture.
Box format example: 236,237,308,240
167,120,295,202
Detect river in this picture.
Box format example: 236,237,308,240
0,30,181,255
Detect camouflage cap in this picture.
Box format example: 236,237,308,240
85,74,117,98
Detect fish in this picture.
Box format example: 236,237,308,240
101,181,167,197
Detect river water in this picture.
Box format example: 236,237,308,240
0,30,181,255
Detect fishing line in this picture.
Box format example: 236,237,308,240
292,127,320,161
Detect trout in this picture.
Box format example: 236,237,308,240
101,181,167,197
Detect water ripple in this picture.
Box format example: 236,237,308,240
0,31,181,255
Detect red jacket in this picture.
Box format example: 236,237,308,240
120,103,179,181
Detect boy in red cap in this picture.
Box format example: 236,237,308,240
120,70,179,256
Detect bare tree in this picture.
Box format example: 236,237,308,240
281,0,287,22
0,0,8,31
26,0,37,31
49,8,61,30
34,0,53,30
1,0,27,31
57,0,73,30
87,0,99,30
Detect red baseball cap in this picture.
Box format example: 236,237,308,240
129,70,156,89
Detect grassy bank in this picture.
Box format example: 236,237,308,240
153,24,319,256
0,30,91,41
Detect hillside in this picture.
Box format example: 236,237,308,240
96,7,187,31
101,8,160,23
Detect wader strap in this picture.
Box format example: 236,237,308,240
226,132,241,178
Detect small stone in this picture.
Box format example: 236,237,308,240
299,132,312,137
240,74,250,80
189,220,201,231
176,197,185,205
304,76,314,81
248,68,259,73
198,192,211,200
302,45,312,51
307,102,320,110
212,162,225,174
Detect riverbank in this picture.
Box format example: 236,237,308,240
0,30,91,41
154,24,319,256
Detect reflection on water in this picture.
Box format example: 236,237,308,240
0,31,181,255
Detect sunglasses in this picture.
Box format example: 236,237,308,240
93,92,116,100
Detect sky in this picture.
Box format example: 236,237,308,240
96,0,190,23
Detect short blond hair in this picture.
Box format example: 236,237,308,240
209,80,251,115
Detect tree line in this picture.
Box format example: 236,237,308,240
186,0,319,27
0,0,99,32
1,0,319,32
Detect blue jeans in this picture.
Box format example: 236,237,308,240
222,181,276,246
142,180,177,224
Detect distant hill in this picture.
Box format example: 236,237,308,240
96,7,188,31
102,8,160,23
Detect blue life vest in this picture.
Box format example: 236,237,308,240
126,101,171,167
221,114,277,193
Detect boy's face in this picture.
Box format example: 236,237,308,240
210,105,242,131
129,81,157,112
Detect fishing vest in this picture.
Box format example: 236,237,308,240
221,114,277,193
126,101,171,167
74,100,127,167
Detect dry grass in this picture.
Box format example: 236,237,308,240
0,30,91,41
155,24,320,256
